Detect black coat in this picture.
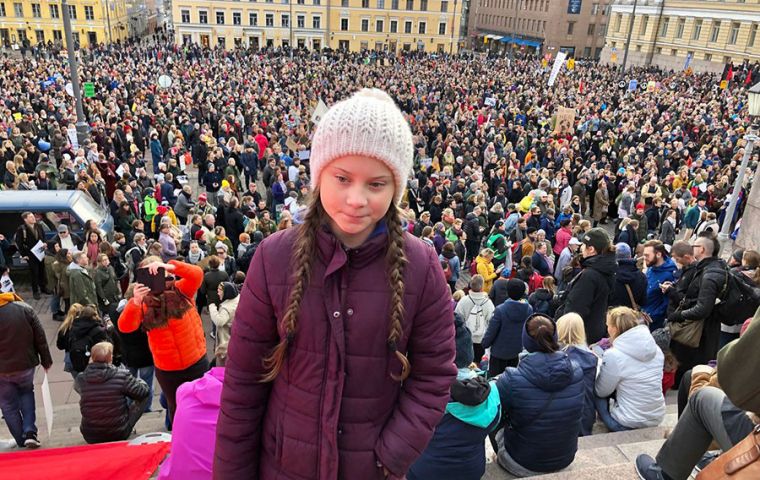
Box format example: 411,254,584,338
610,259,647,309
14,223,45,257
488,277,510,307
0,300,53,374
74,363,149,443
224,208,246,249
557,253,618,344
116,327,153,369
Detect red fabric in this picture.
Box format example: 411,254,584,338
662,370,675,395
0,441,170,480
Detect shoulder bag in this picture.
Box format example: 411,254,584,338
697,424,760,479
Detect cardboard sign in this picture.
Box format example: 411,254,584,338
41,372,53,439
286,137,298,153
311,99,328,125
484,97,496,107
553,107,576,136
83,82,95,98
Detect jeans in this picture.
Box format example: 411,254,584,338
127,366,155,413
50,294,61,315
0,368,37,447
594,395,632,432
656,386,754,480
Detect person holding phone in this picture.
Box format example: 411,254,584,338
118,257,207,423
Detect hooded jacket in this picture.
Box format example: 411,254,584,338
565,345,599,436
496,350,585,473
560,253,618,344
68,263,98,307
595,325,665,428
209,287,240,348
643,257,677,325
407,376,501,480
0,294,53,373
214,226,456,480
481,299,533,360
610,259,647,309
75,362,150,443
454,292,495,344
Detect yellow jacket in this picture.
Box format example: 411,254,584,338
475,255,497,293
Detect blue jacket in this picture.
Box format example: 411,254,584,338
643,257,677,327
408,378,501,480
496,351,584,473
150,139,163,163
481,300,533,361
532,251,552,276
565,346,599,436
539,216,556,242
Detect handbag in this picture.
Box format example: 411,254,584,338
668,297,704,349
697,424,760,479
625,284,653,325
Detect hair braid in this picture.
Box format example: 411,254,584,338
260,193,324,382
384,207,411,382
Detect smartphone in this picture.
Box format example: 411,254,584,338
135,267,166,294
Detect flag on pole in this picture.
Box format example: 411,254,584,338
548,51,568,87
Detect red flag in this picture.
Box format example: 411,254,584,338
727,64,734,81
746,69,753,86
578,80,584,94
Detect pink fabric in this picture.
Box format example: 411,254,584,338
158,367,225,480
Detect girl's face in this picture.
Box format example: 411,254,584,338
320,155,395,248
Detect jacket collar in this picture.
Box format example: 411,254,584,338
316,222,389,279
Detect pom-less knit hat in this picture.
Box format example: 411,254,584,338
309,88,413,204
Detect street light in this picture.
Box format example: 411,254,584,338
718,82,760,242
61,0,90,147
620,0,639,81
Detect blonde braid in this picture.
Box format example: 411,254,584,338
260,193,324,382
384,207,411,382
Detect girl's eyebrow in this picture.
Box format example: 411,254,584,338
331,167,392,181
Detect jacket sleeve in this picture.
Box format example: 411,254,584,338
122,371,150,401
565,271,593,320
214,242,278,478
209,304,231,328
170,260,203,299
679,268,723,321
118,299,145,334
374,249,456,477
717,309,760,412
481,308,502,349
29,307,53,369
594,351,621,398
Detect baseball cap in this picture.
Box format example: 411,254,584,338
582,228,611,254
57,224,69,233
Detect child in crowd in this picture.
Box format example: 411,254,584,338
482,279,533,378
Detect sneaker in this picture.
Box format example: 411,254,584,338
0,438,18,451
23,432,40,449
635,454,669,480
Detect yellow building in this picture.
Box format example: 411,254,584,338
173,0,464,53
0,0,130,49
602,0,760,73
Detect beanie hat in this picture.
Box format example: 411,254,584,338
219,282,239,302
582,227,611,254
215,241,228,253
731,249,744,265
194,229,205,241
615,242,632,260
453,313,474,369
507,279,526,300
521,315,559,354
309,89,413,204
198,193,207,202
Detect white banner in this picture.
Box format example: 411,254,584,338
548,52,568,87
41,372,53,439
311,99,329,125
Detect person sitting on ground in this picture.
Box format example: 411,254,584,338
74,341,150,444
595,307,665,432
482,279,533,378
556,313,599,436
494,314,585,477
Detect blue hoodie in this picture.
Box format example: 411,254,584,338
482,299,533,360
643,257,677,329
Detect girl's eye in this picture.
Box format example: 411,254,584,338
336,176,349,183
370,182,386,189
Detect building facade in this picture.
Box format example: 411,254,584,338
0,0,130,48
467,0,612,58
172,0,464,53
601,0,760,73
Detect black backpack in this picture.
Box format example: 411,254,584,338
239,243,258,274
69,329,94,372
715,268,760,326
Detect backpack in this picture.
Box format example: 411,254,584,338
69,328,94,372
441,260,452,282
715,268,760,326
470,259,479,276
466,297,488,337
124,246,143,276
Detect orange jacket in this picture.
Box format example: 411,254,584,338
118,260,206,371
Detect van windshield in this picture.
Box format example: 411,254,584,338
71,195,106,225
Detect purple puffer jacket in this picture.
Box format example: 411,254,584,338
214,226,456,480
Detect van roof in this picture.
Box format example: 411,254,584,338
0,190,92,211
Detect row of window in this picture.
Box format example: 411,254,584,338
614,14,758,48
186,0,446,10
0,2,96,20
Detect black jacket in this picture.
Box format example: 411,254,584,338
74,363,149,443
0,300,53,374
14,223,45,257
47,232,84,252
488,277,510,307
558,253,618,344
116,327,153,369
610,259,647,309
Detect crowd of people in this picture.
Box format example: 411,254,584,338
0,35,759,479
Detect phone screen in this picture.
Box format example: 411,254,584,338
135,267,166,294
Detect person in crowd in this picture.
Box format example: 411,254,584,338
94,253,121,321
116,285,155,413
74,341,150,444
610,242,647,309
14,212,47,299
554,236,581,288
215,89,456,479
482,279,533,378
643,240,678,331
208,282,240,350
48,224,84,252
439,241,461,292
118,258,208,424
474,248,499,293
556,313,599,436
494,314,585,476
0,290,53,449
556,228,618,344
595,307,665,432
214,242,237,276
68,252,98,307
56,305,109,380
528,276,557,317
455,275,495,365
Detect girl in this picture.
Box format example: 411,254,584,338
215,89,456,479
556,313,599,436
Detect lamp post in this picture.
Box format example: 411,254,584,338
61,0,90,147
718,82,760,243
620,0,639,81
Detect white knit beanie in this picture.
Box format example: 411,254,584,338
309,89,413,204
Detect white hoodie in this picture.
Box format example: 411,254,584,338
595,324,665,428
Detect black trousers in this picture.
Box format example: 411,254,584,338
488,356,519,379
154,356,209,423
27,256,46,294
473,343,485,366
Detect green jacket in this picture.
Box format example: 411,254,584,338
143,195,158,221
68,265,98,307
718,309,760,413
93,266,120,306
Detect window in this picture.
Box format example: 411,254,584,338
31,3,40,18
710,21,720,42
297,15,304,28
441,0,448,12
404,20,412,33
49,4,59,18
567,21,575,35
392,0,399,8
361,18,369,31
233,12,241,25
659,17,669,37
406,0,413,10
0,3,5,16
376,19,383,32
418,21,426,33
671,49,677,56
67,4,76,19
704,53,712,61
84,5,93,20
181,9,190,23
390,20,397,33
750,24,758,48
584,46,591,57
312,16,320,29
728,22,740,45
640,15,648,35
587,23,595,36
340,18,348,30
362,0,368,7
249,12,258,25
218,37,226,48
72,32,79,46
599,23,606,36
377,0,385,8
199,10,208,23
281,13,289,27
676,18,685,38
13,2,21,17
614,14,621,32
266,13,274,26
313,0,320,5
692,19,702,40
591,3,599,15
53,30,62,42
218,11,227,24
35,30,44,43
420,0,427,10
438,22,446,35
341,0,348,5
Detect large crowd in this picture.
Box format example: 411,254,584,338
0,35,759,480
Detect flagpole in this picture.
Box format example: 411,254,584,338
620,0,639,81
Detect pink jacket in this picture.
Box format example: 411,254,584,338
554,226,572,256
159,367,225,480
